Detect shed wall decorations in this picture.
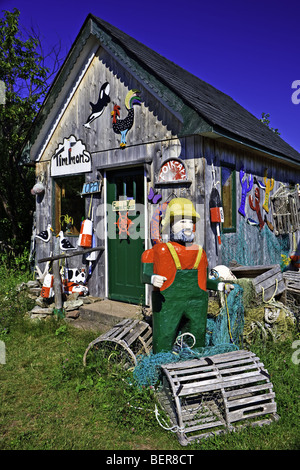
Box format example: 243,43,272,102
51,135,92,177
157,158,188,183
28,14,300,305
111,89,141,148
83,81,110,129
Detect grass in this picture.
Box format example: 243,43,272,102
0,263,299,450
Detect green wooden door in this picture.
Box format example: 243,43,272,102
107,168,145,304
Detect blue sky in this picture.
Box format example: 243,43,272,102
1,0,300,153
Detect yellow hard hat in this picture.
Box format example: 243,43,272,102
161,198,200,233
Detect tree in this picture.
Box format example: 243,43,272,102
0,8,61,254
260,112,280,135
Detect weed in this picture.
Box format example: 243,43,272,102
55,324,68,336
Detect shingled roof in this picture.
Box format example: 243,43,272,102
89,15,300,165
29,14,300,166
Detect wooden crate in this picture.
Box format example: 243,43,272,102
157,349,279,446
283,271,300,294
83,319,152,367
252,264,285,301
230,264,276,279
271,187,300,235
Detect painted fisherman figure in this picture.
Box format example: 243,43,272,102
142,198,224,354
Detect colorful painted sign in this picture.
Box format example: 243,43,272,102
150,201,169,245
51,135,91,177
158,158,187,182
238,169,253,217
249,187,264,230
148,187,162,204
111,89,141,148
112,199,136,212
262,173,274,213
83,82,110,129
81,180,102,195
115,212,133,237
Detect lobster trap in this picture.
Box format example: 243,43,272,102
271,186,300,235
157,349,279,445
83,318,152,368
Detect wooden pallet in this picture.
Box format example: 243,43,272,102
83,318,152,367
158,349,279,445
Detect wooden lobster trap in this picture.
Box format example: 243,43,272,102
157,349,279,446
271,186,300,235
83,318,152,368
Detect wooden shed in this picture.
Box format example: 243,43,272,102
27,14,300,306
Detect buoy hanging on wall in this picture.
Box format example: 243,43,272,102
78,219,93,248
78,195,94,248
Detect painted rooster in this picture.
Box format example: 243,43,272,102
111,89,141,148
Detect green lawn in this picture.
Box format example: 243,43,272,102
0,268,299,450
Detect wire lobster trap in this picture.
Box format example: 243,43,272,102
271,186,300,235
83,318,152,369
157,349,279,445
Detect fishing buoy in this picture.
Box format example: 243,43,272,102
40,273,54,299
78,219,93,247
290,233,300,270
209,188,224,245
63,280,88,296
290,254,300,270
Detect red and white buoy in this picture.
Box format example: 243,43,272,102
78,218,93,248
40,273,54,298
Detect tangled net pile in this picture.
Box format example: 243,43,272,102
132,284,244,388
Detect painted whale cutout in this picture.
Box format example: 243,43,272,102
83,82,110,129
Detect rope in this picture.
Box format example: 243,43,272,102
261,278,278,304
174,332,196,350
154,405,185,434
224,289,234,344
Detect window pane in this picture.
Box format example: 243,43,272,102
54,175,85,235
135,175,144,204
221,165,236,231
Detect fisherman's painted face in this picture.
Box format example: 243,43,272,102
171,218,195,243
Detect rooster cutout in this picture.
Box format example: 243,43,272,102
83,82,110,129
111,89,141,148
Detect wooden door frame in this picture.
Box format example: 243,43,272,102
103,166,149,303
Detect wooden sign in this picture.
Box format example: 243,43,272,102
158,158,187,182
81,180,102,195
112,199,135,212
51,135,91,177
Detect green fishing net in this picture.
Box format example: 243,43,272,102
132,284,244,388
221,218,290,268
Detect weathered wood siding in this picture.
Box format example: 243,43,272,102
204,137,300,271
35,45,184,297
34,41,300,299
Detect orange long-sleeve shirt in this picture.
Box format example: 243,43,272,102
141,242,209,291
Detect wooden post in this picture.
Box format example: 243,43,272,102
52,237,63,314
37,246,104,317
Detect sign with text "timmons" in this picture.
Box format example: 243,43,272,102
51,135,91,177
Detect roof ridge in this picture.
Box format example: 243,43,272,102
90,15,299,163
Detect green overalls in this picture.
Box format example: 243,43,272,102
151,243,209,354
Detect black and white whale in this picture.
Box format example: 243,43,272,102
83,82,110,129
